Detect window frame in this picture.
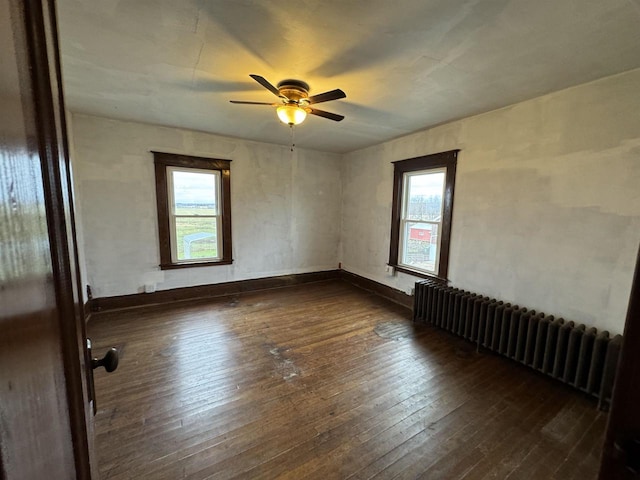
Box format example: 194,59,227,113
388,150,458,281
166,166,222,264
153,151,232,270
398,167,447,275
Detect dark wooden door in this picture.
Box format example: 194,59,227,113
0,0,94,478
599,247,640,479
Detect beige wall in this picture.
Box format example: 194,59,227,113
71,114,341,298
340,69,640,334
71,69,640,333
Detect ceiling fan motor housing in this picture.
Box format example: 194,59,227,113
277,79,310,104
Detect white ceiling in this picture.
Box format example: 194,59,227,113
56,0,640,153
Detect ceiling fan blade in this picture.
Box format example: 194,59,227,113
309,108,344,122
229,100,276,105
307,89,346,105
249,74,281,97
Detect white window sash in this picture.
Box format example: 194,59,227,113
167,166,222,263
398,168,447,275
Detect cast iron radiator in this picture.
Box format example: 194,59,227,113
413,279,622,409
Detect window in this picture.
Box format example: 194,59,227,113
153,152,232,269
389,150,458,280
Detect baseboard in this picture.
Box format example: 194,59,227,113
89,269,414,314
90,270,341,312
339,270,413,311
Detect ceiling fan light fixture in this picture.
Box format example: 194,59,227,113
231,75,345,125
277,104,307,125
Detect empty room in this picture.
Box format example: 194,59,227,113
2,0,640,479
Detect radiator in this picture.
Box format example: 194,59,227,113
414,279,623,409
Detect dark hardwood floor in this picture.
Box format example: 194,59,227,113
88,280,606,479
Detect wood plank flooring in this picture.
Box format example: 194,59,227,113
88,280,606,479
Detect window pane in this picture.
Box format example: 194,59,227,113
174,217,218,260
172,170,217,215
406,171,445,221
402,222,439,273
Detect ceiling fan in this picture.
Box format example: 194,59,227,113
230,74,346,126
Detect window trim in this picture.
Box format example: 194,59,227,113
153,151,232,270
388,149,458,281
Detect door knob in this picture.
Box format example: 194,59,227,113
91,347,119,372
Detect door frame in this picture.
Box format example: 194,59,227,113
23,0,93,477
599,246,640,478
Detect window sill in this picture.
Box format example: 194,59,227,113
390,264,448,283
160,259,233,270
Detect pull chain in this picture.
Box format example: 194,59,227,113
289,124,296,152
